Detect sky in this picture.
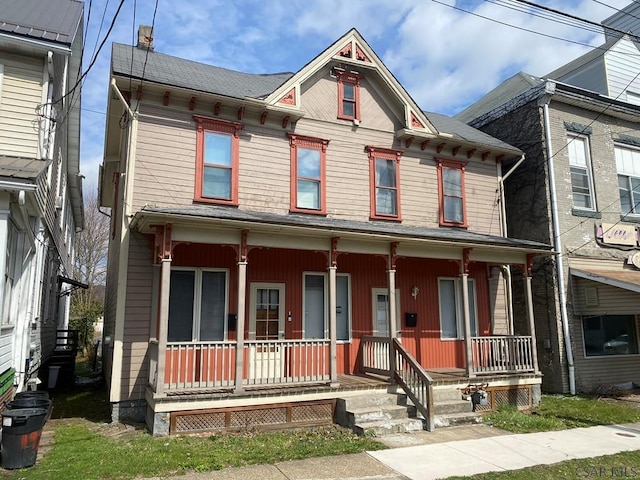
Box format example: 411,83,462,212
79,0,633,194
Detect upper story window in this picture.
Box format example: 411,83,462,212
288,134,329,214
194,115,241,205
336,70,360,121
437,159,467,227
567,134,596,211
615,144,640,216
367,146,402,220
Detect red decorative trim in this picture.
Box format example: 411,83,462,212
366,146,403,221
466,148,476,159
237,106,244,120
193,115,242,206
337,43,352,58
189,96,196,111
288,133,329,214
411,112,424,128
331,237,340,267
355,44,370,62
452,146,460,157
462,248,472,274
436,143,445,153
526,254,536,277
336,71,360,121
390,242,399,269
436,158,468,228
496,154,505,164
481,151,490,161
405,137,413,149
420,140,430,151
282,116,290,129
136,85,143,101
278,88,296,105
241,230,249,262
163,91,170,106
260,111,268,125
214,102,221,115
152,224,173,263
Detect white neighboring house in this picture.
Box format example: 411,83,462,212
0,0,85,397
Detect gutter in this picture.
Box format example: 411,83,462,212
541,88,576,395
0,33,72,55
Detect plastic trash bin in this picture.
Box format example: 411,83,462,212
1,407,47,469
7,398,52,420
15,391,49,400
47,366,60,389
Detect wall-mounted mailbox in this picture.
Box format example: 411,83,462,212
405,312,417,328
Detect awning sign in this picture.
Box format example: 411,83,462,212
601,223,637,246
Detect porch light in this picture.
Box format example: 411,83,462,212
411,286,419,299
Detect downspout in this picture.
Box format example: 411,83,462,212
541,89,576,395
498,155,525,334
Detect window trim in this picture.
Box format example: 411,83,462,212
581,314,639,358
437,277,477,340
567,133,596,212
168,267,229,342
288,134,329,214
193,115,241,206
336,71,360,121
367,146,402,220
437,158,468,228
371,287,401,337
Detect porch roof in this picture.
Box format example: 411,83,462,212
133,205,552,253
571,268,640,294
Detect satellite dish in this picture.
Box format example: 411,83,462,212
632,252,640,270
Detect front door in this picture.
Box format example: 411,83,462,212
249,283,285,381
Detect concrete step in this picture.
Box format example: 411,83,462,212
434,400,473,415
432,386,465,403
434,411,483,428
339,393,403,410
347,404,413,427
353,417,425,436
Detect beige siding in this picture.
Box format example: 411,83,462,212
0,53,43,158
119,231,153,399
571,276,640,391
489,266,509,334
0,332,12,374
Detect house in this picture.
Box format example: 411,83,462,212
0,0,85,399
456,8,640,394
99,27,551,435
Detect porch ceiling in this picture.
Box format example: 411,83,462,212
571,267,640,294
132,205,552,255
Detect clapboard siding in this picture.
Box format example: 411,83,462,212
0,332,12,374
119,231,153,399
0,53,43,158
604,38,640,99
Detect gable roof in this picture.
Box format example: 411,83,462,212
111,43,294,100
0,0,83,47
544,38,617,82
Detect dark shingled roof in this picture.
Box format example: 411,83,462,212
138,204,551,251
112,43,294,100
0,0,83,47
0,156,47,181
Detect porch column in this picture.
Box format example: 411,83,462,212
524,262,540,374
461,272,474,377
234,260,248,393
156,257,171,397
328,265,338,385
387,268,397,381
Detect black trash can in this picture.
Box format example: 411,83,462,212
14,391,49,401
7,398,52,420
1,408,48,469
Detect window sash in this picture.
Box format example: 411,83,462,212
570,166,593,209
583,315,638,357
374,158,398,216
568,135,595,210
619,174,640,215
438,278,477,340
442,167,463,223
297,147,322,210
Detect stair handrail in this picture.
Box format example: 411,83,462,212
392,338,435,432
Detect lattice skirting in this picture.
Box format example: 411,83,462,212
473,385,532,413
170,399,336,434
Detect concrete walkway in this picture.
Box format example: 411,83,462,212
146,422,640,480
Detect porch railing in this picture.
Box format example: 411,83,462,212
361,335,391,375
157,339,330,391
471,336,535,374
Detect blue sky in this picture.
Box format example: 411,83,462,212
80,0,632,193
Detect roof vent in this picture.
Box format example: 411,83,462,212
137,25,154,51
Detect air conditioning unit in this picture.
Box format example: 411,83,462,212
55,195,63,210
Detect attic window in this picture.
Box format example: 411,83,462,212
336,71,360,121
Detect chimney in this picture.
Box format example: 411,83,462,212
137,25,154,51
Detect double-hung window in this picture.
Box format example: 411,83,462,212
168,268,228,342
438,277,477,340
288,134,329,214
567,134,596,211
615,144,640,216
437,159,467,227
367,146,402,220
336,71,360,121
194,115,241,205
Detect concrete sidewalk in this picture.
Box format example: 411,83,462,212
148,423,640,480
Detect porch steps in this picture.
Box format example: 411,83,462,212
432,386,483,428
336,392,424,436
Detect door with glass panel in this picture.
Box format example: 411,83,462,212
249,283,285,381
371,288,400,370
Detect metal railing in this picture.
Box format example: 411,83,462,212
471,336,535,374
